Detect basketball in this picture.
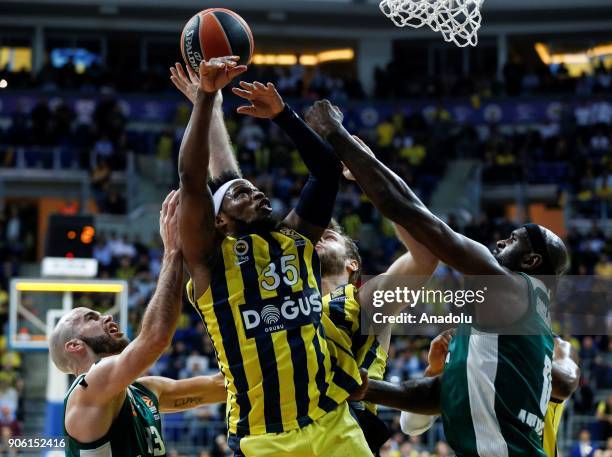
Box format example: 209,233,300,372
180,8,254,73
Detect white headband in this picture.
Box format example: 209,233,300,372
213,179,244,215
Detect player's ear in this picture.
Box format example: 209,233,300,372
346,258,359,275
215,212,229,231
65,339,85,355
521,253,542,271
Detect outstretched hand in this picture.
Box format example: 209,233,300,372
171,62,224,106
304,99,344,139
170,62,199,104
198,56,247,94
425,328,455,377
343,135,376,181
232,81,285,118
159,189,181,253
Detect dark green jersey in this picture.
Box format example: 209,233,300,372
64,374,166,457
441,274,554,457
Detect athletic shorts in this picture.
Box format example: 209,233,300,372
228,402,373,457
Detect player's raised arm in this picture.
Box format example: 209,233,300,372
170,62,241,179
138,372,227,413
177,57,246,287
232,82,343,242
72,190,184,405
347,136,438,316
306,100,507,277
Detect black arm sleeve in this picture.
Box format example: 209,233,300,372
274,104,342,227
273,104,343,179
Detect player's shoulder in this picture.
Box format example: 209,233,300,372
275,226,311,244
328,283,357,302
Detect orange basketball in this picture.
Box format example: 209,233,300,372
180,8,254,73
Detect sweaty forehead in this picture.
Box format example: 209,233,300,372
69,307,97,322
228,179,256,195
513,227,528,239
324,229,341,239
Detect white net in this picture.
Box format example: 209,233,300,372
379,0,484,47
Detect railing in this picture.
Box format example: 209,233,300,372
566,194,610,229
0,145,137,214
159,408,608,456
161,418,227,455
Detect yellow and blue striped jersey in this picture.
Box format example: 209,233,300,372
323,284,388,414
187,227,361,436
543,400,565,457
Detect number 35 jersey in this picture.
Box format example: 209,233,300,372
186,228,361,437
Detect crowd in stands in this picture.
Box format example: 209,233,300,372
0,56,366,101
2,51,611,100
374,57,612,99
0,210,25,454
1,72,609,222
0,92,130,214
479,99,611,218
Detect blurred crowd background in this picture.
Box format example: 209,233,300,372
0,1,611,454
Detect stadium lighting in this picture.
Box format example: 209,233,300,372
0,79,7,89
317,49,354,63
252,49,355,66
535,42,612,65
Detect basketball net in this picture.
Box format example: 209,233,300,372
380,0,484,47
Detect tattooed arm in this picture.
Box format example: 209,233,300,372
138,372,226,413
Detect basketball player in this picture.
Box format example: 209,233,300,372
306,100,569,457
314,138,437,455
170,64,437,455
396,331,579,457
175,58,371,456
49,190,226,456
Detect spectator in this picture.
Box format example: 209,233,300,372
92,134,115,164
594,255,612,278
595,395,612,441
156,129,174,186
104,189,127,214
0,406,20,438
571,429,596,457
93,236,112,272
0,379,17,419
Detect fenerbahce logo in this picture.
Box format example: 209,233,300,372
233,240,250,265
241,291,322,338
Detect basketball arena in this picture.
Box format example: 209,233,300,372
0,0,610,456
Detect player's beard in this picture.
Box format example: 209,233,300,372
319,250,347,278
234,214,280,236
493,248,523,272
80,333,129,356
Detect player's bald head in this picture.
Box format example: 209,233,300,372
538,225,569,276
494,224,568,276
48,308,82,374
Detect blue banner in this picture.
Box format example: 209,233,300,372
0,92,608,127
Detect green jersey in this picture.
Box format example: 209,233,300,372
441,274,554,457
64,374,166,457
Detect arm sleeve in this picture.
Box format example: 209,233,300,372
273,104,342,180
399,411,438,436
274,104,342,227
